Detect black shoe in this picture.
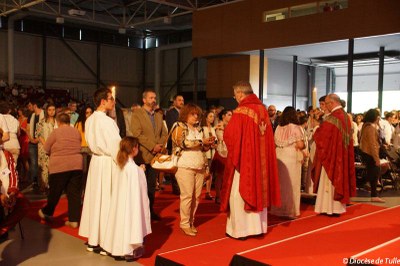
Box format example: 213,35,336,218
124,246,145,261
215,197,221,204
99,249,110,256
225,233,247,241
151,213,161,221
0,232,9,243
86,244,101,252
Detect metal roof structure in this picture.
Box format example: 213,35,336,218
1,0,242,36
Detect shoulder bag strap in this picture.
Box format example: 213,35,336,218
161,122,179,154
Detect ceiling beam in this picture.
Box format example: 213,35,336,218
146,0,193,11
0,0,45,16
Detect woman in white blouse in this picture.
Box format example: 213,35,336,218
271,106,305,219
0,101,20,163
171,104,215,237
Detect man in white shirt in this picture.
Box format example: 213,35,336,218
379,112,395,145
68,101,79,126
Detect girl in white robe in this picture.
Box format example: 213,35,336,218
103,137,151,261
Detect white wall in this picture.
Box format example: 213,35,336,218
266,58,309,111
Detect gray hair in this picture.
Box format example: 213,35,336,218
233,81,253,95
142,89,156,99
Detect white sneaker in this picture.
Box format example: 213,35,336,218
86,244,100,252
99,249,109,256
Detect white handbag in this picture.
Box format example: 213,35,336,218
150,124,180,173
150,153,178,173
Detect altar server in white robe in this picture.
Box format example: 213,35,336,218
79,88,121,251
103,136,151,260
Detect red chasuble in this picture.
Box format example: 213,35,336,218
220,94,281,212
312,107,356,204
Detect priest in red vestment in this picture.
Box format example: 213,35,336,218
221,81,280,239
312,94,356,215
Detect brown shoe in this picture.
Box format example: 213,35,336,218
65,221,79,228
181,227,196,236
191,226,198,233
371,197,385,203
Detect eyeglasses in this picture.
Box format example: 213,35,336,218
233,91,242,99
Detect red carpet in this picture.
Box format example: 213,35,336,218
25,188,392,266
25,187,315,265
156,203,386,265
355,237,400,265
234,206,400,265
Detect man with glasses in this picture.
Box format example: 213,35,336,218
79,88,121,251
131,90,167,221
312,93,356,216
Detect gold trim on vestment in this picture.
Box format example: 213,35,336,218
325,111,351,147
234,107,259,124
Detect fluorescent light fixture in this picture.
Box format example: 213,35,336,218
68,9,86,16
56,17,64,24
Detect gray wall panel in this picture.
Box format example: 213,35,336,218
46,38,93,81
145,48,155,87
100,45,142,84
0,31,7,78
266,58,308,111
14,33,42,79
162,49,178,85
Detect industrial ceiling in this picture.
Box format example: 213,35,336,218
0,0,242,35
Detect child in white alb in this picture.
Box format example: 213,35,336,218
102,137,151,261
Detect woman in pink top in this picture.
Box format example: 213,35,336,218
38,113,83,228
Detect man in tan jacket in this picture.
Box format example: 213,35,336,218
131,90,167,220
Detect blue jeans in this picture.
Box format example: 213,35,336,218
28,143,38,184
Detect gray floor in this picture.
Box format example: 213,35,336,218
0,218,144,266
0,188,143,266
1,187,399,266
352,186,400,208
